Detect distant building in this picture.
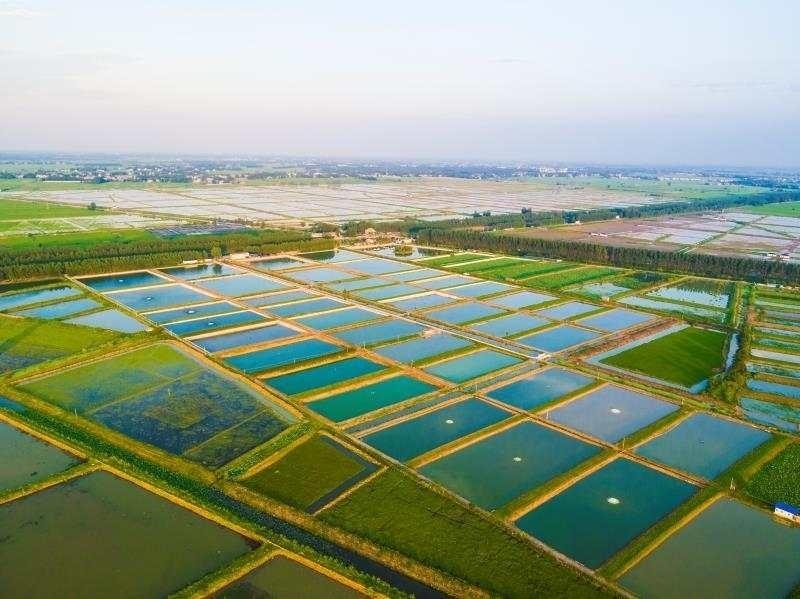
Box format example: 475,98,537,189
774,502,800,524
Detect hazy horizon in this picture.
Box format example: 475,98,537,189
3,1,799,168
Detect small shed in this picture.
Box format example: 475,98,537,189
774,502,800,524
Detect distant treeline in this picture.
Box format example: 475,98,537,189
0,230,334,280
417,228,800,284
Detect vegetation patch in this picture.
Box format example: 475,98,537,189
744,442,800,507
525,266,620,290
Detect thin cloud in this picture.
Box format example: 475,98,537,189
0,2,48,18
489,58,534,65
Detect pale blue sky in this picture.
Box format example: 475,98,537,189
2,1,799,167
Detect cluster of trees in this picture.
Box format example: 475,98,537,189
417,228,800,284
0,230,335,281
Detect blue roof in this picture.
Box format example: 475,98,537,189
775,502,800,516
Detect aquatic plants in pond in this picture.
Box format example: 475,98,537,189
746,378,800,399
487,367,595,411
423,349,523,384
264,356,387,397
744,442,800,507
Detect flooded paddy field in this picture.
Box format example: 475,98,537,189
486,367,596,411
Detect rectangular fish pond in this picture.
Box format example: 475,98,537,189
79,271,168,292
386,292,456,312
263,356,388,397
353,283,421,301
374,333,472,365
331,319,424,347
159,262,241,280
144,301,241,324
194,274,287,297
15,297,101,320
191,323,299,353
66,309,149,334
0,285,81,312
267,297,345,318
225,338,343,374
444,281,514,298
108,284,212,312
740,397,800,432
577,308,654,332
242,289,317,308
164,310,268,337
534,301,602,321
423,349,524,384
0,420,80,493
517,325,600,353
469,313,550,338
487,367,596,411
488,290,557,309
422,301,508,325
295,307,383,331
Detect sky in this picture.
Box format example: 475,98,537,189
2,0,799,167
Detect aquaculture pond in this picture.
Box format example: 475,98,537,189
535,301,601,321
0,471,255,597
547,385,677,442
469,313,549,338
215,555,365,599
194,274,287,297
159,263,241,280
414,274,479,290
488,290,557,309
747,362,800,380
487,367,596,411
145,301,240,324
635,413,770,479
517,325,600,353
326,277,389,292
225,338,342,374
108,284,211,312
243,289,316,308
619,296,725,321
423,349,523,384
387,292,456,312
647,280,730,309
0,285,80,312
287,266,357,284
740,397,800,432
66,309,149,333
423,301,507,325
576,282,630,298
445,281,514,298
354,283,420,301
263,356,387,397
345,258,414,275
296,307,382,330
79,271,168,292
577,308,653,332
192,323,299,353
621,499,800,599
751,348,800,365
747,378,800,399
516,459,696,568
250,256,308,270
374,333,472,364
267,297,345,318
298,249,364,263
332,319,424,347
0,421,80,493
164,311,267,337
15,297,100,319
307,375,438,422
420,421,601,510
362,398,510,462
384,267,445,282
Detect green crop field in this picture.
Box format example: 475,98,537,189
0,229,156,251
478,260,575,281
525,266,620,290
449,257,523,273
611,271,674,291
0,198,93,220
243,435,369,510
745,443,800,507
745,201,800,217
321,470,606,598
601,326,727,387
0,315,120,373
418,253,491,267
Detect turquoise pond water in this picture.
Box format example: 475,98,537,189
145,301,240,324
548,385,678,442
0,286,80,311
756,337,800,352
159,263,240,280
487,367,595,411
577,282,630,298
423,302,507,325
80,271,167,292
635,413,770,479
243,289,316,307
194,274,286,297
307,375,438,422
415,274,479,290
326,277,389,292
66,309,149,333
385,268,445,282
751,348,800,365
747,362,800,380
647,285,729,309
296,307,382,330
446,281,514,298
332,320,423,346
577,309,653,332
516,458,696,568
621,499,800,599
267,297,344,318
345,258,413,275
225,338,342,374
619,296,725,321
0,420,80,493
374,333,472,364
517,325,599,353
287,267,356,284
297,249,364,263
423,349,523,383
16,297,100,319
264,356,387,396
362,398,510,462
747,378,800,399
420,421,601,510
109,284,211,312
164,311,267,337
535,301,600,321
469,313,549,338
755,326,800,339
192,323,299,353
387,293,455,312
488,290,557,309
740,397,800,432
250,256,308,270
354,284,420,301
371,246,448,260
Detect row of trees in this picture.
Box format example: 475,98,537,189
417,228,800,284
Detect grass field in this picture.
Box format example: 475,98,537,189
419,253,491,267
0,314,120,373
744,442,800,507
745,201,800,217
243,435,371,510
0,229,156,251
321,470,606,598
0,198,94,220
525,266,620,290
601,326,727,387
